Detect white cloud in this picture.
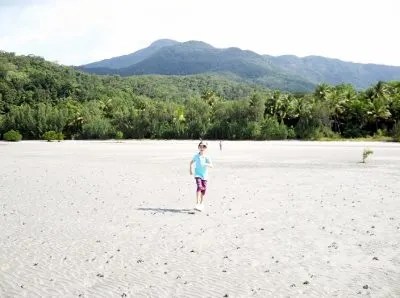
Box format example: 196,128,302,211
0,0,399,66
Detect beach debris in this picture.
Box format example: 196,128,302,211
363,285,369,289
303,281,309,285
373,257,379,261
96,273,104,278
328,242,339,249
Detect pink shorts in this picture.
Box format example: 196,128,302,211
195,177,207,195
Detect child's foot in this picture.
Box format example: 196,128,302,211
197,203,204,211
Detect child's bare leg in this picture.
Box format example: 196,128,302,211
200,180,207,204
196,191,202,204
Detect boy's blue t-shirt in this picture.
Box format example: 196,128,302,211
192,153,211,180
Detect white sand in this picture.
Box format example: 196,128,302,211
1,140,399,297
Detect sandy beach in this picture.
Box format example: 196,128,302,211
0,140,399,298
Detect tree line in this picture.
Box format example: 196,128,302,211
1,51,399,141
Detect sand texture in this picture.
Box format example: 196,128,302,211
1,140,399,297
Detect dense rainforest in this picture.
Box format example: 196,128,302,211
1,51,399,141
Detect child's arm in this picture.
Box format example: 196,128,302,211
206,157,213,168
189,160,194,175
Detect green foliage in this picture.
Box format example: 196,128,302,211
295,101,335,140
392,122,400,142
0,114,4,136
3,129,22,142
261,117,289,140
43,131,64,142
362,148,374,163
81,117,114,140
115,131,124,140
1,51,400,141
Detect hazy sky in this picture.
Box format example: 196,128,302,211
1,0,399,66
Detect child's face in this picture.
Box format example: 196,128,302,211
199,144,207,152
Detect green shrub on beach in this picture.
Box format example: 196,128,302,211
43,131,64,142
261,117,289,140
362,148,374,163
3,130,22,142
115,131,124,140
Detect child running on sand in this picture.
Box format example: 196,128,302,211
190,141,213,211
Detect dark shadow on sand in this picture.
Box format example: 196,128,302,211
137,207,193,214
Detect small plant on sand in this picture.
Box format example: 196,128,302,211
3,130,22,142
43,131,64,142
362,148,374,163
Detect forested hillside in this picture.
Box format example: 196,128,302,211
1,51,400,141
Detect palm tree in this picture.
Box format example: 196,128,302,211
329,84,356,132
275,93,291,124
314,83,333,102
365,81,391,131
370,81,389,101
367,98,391,131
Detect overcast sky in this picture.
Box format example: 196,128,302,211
1,0,399,66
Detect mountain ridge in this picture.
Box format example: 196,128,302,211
78,39,400,91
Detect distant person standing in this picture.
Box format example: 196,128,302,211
219,140,222,151
190,141,213,211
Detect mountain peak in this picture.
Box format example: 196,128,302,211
149,39,179,48
181,40,214,49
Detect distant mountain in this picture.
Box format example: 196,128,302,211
78,39,400,91
267,55,400,89
81,39,179,69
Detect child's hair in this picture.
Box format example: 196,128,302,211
198,141,208,148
